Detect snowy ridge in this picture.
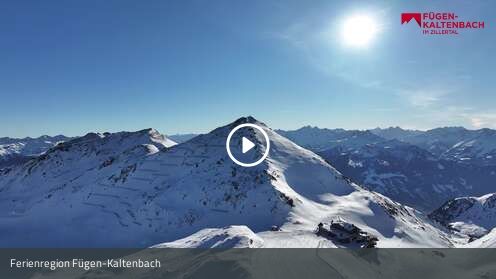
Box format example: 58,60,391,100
0,128,177,247
279,126,496,212
0,117,452,247
317,139,478,211
429,193,496,240
277,126,383,152
387,127,496,166
152,225,264,248
148,118,452,248
369,127,423,141
442,129,496,166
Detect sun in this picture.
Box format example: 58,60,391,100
340,14,379,48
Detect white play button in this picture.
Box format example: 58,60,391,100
226,123,271,167
242,137,255,153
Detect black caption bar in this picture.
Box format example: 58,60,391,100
1,249,496,279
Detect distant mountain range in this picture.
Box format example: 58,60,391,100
279,126,496,212
369,127,424,141
1,122,495,248
0,135,71,168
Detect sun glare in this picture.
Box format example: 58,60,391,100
340,14,379,48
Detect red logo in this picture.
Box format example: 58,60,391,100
401,12,484,35
401,13,422,26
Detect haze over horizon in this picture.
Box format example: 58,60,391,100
1,0,494,137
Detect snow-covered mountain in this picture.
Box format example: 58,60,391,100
259,126,496,167
362,127,496,166
152,225,264,248
429,193,496,240
0,128,176,247
0,135,70,168
317,140,496,211
441,129,496,166
369,127,424,141
278,126,496,212
395,127,496,166
277,126,383,152
0,117,451,248
400,127,472,157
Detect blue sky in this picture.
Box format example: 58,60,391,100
1,0,494,137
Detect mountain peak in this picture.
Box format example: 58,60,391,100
205,116,270,139
230,116,266,127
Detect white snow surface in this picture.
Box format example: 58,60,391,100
152,225,264,248
467,228,496,248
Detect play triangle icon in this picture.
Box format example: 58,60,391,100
242,137,255,153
